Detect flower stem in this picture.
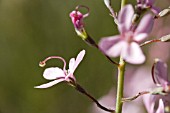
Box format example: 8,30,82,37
122,91,149,102
115,58,125,113
121,0,127,9
115,1,127,112
74,83,115,112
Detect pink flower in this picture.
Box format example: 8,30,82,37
70,5,89,33
143,94,165,113
152,59,170,92
70,10,84,31
136,0,160,14
99,4,154,64
35,50,85,88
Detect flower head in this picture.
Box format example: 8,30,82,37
99,4,154,64
35,50,86,88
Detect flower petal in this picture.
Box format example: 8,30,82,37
69,11,84,30
69,58,76,72
69,50,85,73
133,33,148,42
143,94,155,113
156,99,165,113
135,14,154,34
34,79,65,88
118,4,134,34
122,42,145,64
99,35,122,57
107,41,126,57
153,59,168,86
43,67,65,80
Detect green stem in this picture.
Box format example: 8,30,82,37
121,0,127,9
114,1,128,112
115,58,126,113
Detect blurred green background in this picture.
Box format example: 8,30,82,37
0,0,169,113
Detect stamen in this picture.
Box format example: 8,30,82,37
39,56,67,71
75,5,90,18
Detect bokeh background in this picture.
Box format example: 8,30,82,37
0,0,169,113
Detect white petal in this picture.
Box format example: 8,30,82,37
69,50,85,73
156,99,165,113
69,58,76,71
34,79,65,88
143,94,155,113
43,67,65,80
122,42,145,64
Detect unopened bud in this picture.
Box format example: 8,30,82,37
155,7,170,18
160,34,170,42
104,0,111,9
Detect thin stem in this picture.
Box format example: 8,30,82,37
140,39,161,47
74,83,115,112
115,58,125,113
121,0,127,9
122,91,149,102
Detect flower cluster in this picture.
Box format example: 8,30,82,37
35,0,170,113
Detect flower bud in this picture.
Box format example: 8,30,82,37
155,7,170,18
160,34,170,42
104,0,111,9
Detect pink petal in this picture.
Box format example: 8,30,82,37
143,94,155,113
34,79,65,88
106,41,126,57
153,59,168,86
122,42,145,64
156,99,165,113
118,5,134,34
69,11,84,29
43,67,65,80
98,35,122,57
69,50,85,73
135,14,154,34
133,33,148,42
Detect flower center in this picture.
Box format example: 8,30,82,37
124,31,134,43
